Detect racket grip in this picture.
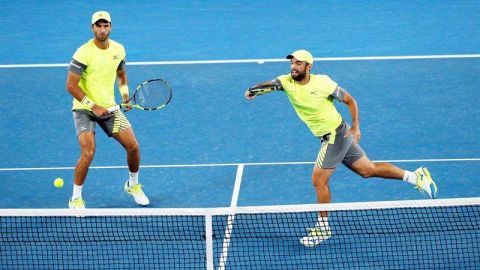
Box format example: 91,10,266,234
247,88,260,96
106,105,120,113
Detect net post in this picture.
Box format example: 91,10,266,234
205,210,214,270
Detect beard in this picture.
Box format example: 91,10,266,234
95,32,110,42
291,68,307,81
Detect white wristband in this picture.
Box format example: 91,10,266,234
119,84,129,96
81,96,95,109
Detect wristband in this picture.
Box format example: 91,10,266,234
119,84,129,96
81,96,95,109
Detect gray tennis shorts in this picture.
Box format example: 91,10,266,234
73,109,132,137
315,121,366,169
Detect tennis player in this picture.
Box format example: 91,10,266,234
245,49,438,247
65,11,149,209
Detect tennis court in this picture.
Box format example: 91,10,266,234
1,1,479,269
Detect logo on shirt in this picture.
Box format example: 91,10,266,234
310,91,319,96
113,55,119,60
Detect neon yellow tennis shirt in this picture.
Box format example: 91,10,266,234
71,38,126,110
277,74,343,137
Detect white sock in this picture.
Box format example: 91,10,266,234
403,170,417,185
315,216,330,230
72,184,83,199
129,171,139,186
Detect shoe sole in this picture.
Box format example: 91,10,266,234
124,188,150,206
300,234,332,247
422,167,438,199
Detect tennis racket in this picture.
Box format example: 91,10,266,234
247,83,282,97
108,78,172,113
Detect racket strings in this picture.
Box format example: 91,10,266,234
135,80,172,109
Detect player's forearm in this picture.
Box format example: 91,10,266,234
66,83,87,102
349,107,359,128
345,95,359,128
117,70,129,99
68,87,99,110
252,80,277,89
69,86,98,109
117,73,128,87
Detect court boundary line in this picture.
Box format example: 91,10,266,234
218,164,244,270
1,157,479,172
0,54,479,68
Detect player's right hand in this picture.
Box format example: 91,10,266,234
245,90,255,100
92,105,109,118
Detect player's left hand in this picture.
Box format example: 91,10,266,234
122,94,132,112
345,125,361,143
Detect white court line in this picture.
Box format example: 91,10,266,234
230,164,244,207
0,54,479,68
205,213,214,270
0,157,479,172
218,164,244,270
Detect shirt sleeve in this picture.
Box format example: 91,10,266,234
68,59,87,75
72,46,88,67
330,86,348,102
322,75,339,95
275,75,289,90
69,46,89,74
116,44,127,70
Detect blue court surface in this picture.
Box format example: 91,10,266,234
0,1,479,269
1,0,478,208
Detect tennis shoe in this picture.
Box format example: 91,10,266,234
300,226,332,247
68,197,85,209
124,181,149,206
415,167,438,199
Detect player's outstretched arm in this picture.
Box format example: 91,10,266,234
245,80,282,100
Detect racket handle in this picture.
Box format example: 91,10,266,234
106,105,120,113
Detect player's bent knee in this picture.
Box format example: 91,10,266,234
80,149,95,161
127,141,139,153
312,175,329,188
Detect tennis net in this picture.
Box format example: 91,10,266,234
1,198,479,269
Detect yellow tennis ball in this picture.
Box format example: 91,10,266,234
54,178,64,188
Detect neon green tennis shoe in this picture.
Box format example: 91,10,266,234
68,197,85,209
415,167,438,199
300,226,332,247
124,181,150,206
